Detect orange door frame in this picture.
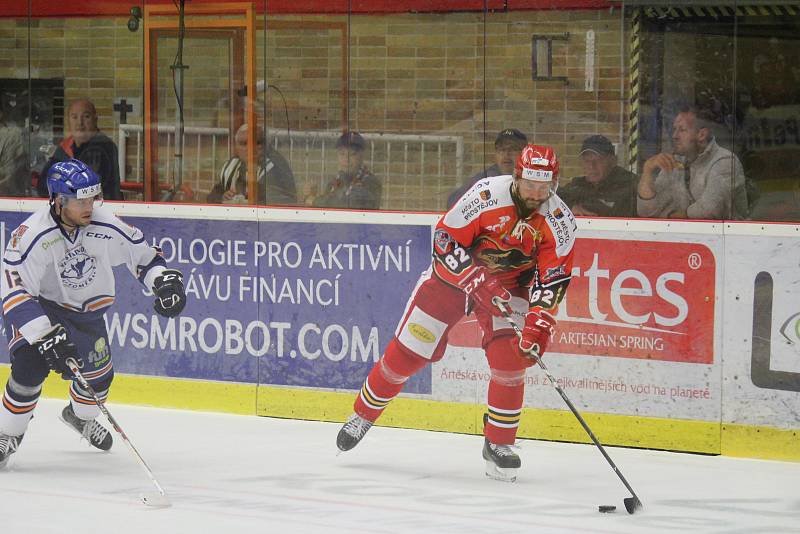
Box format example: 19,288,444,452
144,2,256,203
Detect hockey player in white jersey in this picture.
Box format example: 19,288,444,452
0,159,187,468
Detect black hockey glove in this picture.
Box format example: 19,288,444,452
153,269,186,318
33,324,79,379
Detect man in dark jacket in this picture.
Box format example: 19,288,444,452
303,131,381,210
559,135,637,217
38,99,122,201
446,128,528,208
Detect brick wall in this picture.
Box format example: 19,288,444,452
0,8,630,209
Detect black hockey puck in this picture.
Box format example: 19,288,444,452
598,505,617,513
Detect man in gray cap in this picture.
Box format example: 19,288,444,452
559,134,638,217
447,128,528,208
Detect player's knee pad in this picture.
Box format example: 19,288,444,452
485,334,534,372
378,356,409,385
6,374,44,398
89,373,114,395
71,370,114,404
9,345,50,387
382,339,429,380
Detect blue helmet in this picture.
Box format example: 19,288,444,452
47,159,102,200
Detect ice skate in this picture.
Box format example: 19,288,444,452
59,404,112,451
482,438,521,482
0,433,23,469
337,413,374,452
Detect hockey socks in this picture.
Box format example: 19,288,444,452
0,376,42,437
483,335,529,445
484,368,524,445
353,340,426,421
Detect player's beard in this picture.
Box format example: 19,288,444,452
511,182,550,218
523,196,546,210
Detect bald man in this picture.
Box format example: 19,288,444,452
38,99,122,200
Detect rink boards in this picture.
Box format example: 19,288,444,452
0,199,798,461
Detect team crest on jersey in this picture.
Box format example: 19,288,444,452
58,246,97,289
473,236,535,271
9,225,28,250
479,190,491,201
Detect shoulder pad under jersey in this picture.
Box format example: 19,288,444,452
443,175,513,229
89,205,145,242
5,209,58,257
540,194,577,257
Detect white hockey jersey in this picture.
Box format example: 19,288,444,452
1,204,167,347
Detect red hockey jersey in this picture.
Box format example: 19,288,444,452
433,175,576,311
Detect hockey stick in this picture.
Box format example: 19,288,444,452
65,358,171,508
495,303,643,514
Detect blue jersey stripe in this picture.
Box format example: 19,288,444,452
90,220,145,244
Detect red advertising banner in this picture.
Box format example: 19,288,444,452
449,238,716,364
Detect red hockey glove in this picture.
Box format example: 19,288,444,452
460,266,511,317
519,310,556,358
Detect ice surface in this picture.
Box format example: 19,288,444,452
1,399,798,533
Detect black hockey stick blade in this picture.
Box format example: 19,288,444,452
624,496,642,514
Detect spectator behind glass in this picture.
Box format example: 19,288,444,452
637,106,749,220
303,131,381,209
207,124,296,205
0,108,27,197
558,135,637,217
447,128,528,208
38,99,122,200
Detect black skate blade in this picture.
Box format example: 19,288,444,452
624,497,642,514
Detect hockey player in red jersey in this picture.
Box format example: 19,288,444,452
337,144,577,482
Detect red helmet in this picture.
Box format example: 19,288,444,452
515,144,559,182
